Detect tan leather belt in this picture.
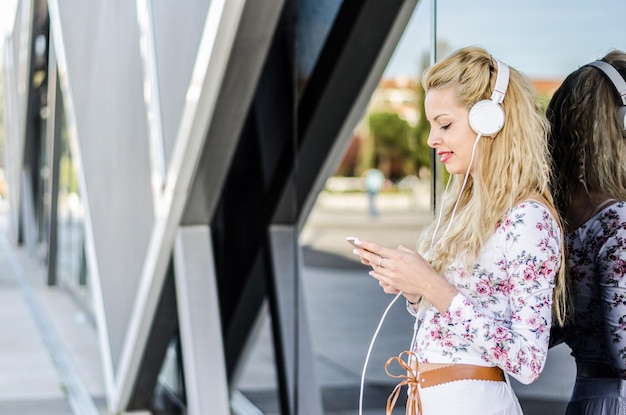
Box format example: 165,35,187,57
418,363,505,388
385,352,506,415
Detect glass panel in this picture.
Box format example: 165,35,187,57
55,101,91,309
152,336,186,414
296,0,344,92
29,31,51,255
301,261,418,414
301,1,626,412
299,2,430,413
35,70,49,252
231,305,281,414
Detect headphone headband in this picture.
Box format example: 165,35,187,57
468,59,510,137
587,60,626,106
586,60,626,134
490,60,510,104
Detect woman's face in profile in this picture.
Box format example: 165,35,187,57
425,86,479,175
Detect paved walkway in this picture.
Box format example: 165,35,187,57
0,214,106,415
0,191,576,414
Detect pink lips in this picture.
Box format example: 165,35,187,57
438,151,452,163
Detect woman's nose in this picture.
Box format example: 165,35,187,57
426,130,438,148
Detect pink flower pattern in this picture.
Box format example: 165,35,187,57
551,201,626,379
413,201,561,384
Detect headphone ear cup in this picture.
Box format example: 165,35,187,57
469,100,506,136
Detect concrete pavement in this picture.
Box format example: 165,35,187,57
0,213,106,415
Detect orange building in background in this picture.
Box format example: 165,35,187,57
369,76,562,126
533,78,563,96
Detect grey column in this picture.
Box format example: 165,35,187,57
173,226,229,415
269,225,324,415
44,32,62,286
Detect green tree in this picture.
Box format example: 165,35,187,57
368,111,414,178
369,112,412,156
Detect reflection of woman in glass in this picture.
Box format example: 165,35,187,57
352,46,568,415
547,51,626,414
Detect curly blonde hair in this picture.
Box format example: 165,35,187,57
418,46,568,324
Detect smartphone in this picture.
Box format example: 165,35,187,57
346,236,361,248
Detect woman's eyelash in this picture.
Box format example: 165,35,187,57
441,123,451,130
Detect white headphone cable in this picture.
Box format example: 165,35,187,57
358,133,481,415
443,133,482,236
429,175,452,248
358,290,404,415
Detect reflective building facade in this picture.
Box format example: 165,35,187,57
3,0,418,413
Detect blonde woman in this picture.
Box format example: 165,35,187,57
547,51,626,415
352,46,568,414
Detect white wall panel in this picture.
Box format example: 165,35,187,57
52,0,153,379
152,0,210,174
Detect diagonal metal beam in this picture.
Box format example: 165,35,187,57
113,0,289,411
181,0,286,226
210,2,420,414
113,0,248,409
126,261,179,411
44,31,62,286
264,2,420,413
275,0,420,225
208,2,296,391
267,225,324,415
173,226,229,415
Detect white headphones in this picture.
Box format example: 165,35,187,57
468,59,510,137
586,60,626,133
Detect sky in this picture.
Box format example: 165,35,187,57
385,0,626,80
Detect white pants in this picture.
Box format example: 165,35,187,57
418,378,523,415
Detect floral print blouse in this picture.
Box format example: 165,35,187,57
552,201,626,379
410,201,562,385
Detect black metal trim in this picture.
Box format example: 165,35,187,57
127,261,180,410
